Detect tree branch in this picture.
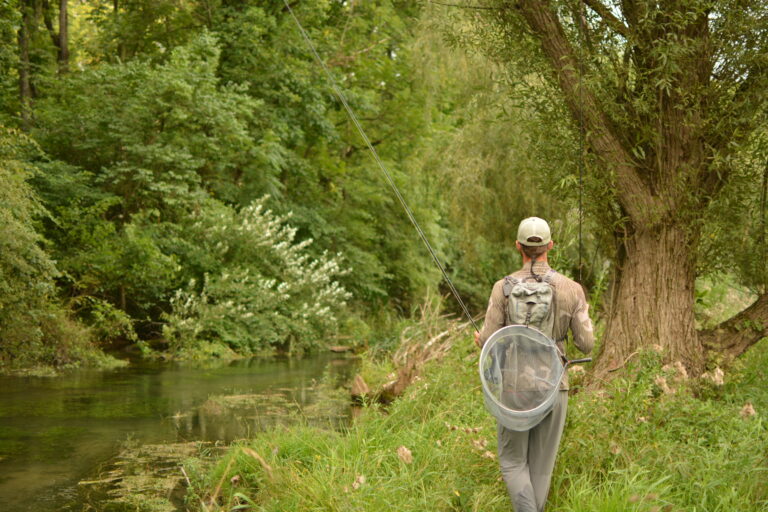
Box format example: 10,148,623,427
511,0,657,223
343,139,382,157
426,0,500,9
328,38,390,67
583,0,629,38
41,0,60,50
700,293,768,361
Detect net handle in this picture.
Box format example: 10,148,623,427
566,357,592,366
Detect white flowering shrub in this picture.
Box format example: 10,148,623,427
163,199,350,353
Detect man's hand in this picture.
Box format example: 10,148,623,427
474,331,482,348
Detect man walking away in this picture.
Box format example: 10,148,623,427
474,217,594,512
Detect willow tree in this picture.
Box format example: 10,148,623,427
468,0,768,373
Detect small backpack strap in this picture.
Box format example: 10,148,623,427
502,275,519,298
501,276,519,326
544,270,559,344
542,269,557,284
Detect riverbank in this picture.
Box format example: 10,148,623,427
185,331,767,511
0,351,128,377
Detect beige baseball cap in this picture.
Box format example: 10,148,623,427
517,217,551,246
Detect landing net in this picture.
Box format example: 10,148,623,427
479,325,565,431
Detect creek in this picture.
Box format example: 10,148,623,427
0,353,357,511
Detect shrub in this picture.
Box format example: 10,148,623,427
163,198,350,354
551,346,768,511
33,32,263,215
0,127,105,368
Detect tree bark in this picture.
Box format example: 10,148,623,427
594,224,702,377
58,0,68,73
42,0,68,73
760,161,768,293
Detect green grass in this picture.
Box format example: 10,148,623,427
552,343,768,512
185,335,768,512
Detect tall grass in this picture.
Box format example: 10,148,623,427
186,334,768,512
552,345,768,512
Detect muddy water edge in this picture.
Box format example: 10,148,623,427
0,353,358,511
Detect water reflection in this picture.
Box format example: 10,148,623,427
0,354,357,511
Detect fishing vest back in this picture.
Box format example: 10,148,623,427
502,270,556,338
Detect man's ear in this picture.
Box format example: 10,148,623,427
547,240,554,251
515,241,522,252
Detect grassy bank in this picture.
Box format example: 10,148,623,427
183,330,767,511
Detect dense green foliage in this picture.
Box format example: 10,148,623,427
1,0,457,364
35,33,258,215
700,123,768,293
1,0,766,368
452,0,768,265
0,127,105,367
448,0,768,370
2,0,596,366
186,329,768,512
1,2,766,511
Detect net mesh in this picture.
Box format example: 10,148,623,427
479,325,564,431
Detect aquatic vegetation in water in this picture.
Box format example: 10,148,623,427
79,441,218,512
183,382,352,439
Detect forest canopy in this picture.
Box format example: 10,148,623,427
0,0,765,370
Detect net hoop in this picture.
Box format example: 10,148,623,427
478,324,566,430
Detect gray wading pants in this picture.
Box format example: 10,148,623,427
497,390,568,512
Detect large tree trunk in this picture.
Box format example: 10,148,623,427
501,0,768,378
510,0,721,377
594,224,702,377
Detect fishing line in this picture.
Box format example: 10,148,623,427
577,0,586,283
283,0,480,333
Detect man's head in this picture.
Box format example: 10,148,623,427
516,217,554,259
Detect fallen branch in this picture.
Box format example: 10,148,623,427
606,350,639,373
354,317,475,404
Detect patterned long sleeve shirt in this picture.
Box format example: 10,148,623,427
477,261,594,390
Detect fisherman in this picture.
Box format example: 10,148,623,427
474,217,594,512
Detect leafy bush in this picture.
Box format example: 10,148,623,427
34,32,264,216
0,127,104,368
50,199,180,331
163,198,350,354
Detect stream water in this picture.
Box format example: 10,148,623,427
0,354,357,511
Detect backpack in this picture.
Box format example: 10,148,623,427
502,270,557,338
